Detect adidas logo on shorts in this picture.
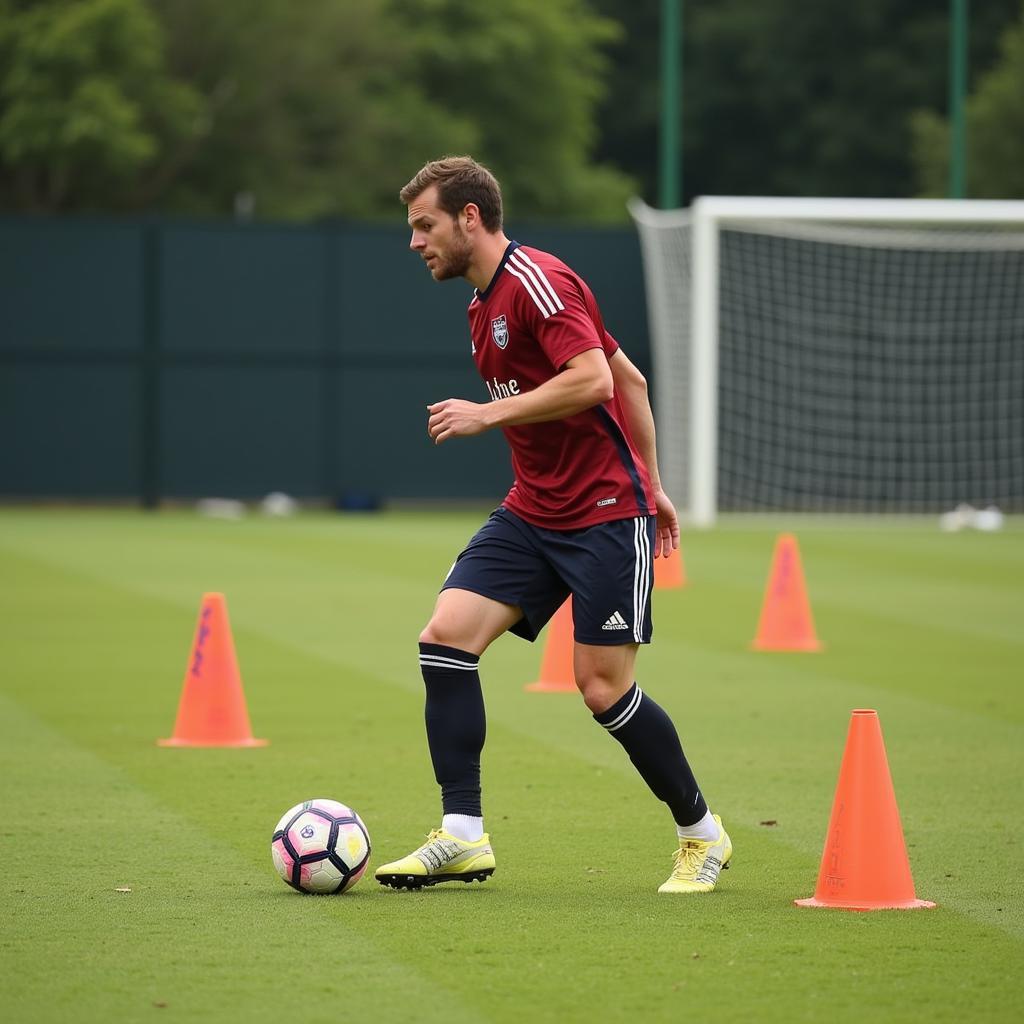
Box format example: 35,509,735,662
601,611,630,631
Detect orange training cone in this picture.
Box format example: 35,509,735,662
159,593,267,747
525,597,576,692
795,709,934,911
751,533,821,651
654,546,687,589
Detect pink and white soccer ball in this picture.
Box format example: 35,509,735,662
271,799,370,894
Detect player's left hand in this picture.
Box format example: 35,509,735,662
652,487,680,558
427,399,493,444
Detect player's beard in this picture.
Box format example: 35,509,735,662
431,222,473,281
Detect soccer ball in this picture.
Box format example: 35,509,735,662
271,799,370,894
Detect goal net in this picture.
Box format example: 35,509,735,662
629,197,1024,526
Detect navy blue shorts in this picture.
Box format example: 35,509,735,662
441,507,655,645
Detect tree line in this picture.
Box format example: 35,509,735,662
0,0,1020,222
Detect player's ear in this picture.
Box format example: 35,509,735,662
461,202,481,232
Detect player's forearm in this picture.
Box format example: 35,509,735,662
485,363,613,428
617,376,664,490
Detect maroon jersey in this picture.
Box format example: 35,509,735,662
467,242,654,529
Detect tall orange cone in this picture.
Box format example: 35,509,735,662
795,709,934,911
654,546,687,589
159,593,267,747
751,533,821,651
525,597,576,692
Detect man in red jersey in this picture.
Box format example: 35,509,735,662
375,156,731,894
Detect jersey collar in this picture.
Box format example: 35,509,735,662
474,240,520,303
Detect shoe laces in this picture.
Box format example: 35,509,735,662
413,829,464,867
670,839,708,879
415,829,447,853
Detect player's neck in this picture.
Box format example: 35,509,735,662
465,231,512,292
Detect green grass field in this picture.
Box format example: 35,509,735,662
1,508,1022,1023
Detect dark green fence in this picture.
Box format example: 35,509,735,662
0,217,649,505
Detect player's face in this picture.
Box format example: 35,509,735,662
407,186,473,282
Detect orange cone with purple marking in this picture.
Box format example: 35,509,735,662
795,709,934,911
752,533,821,651
159,592,267,747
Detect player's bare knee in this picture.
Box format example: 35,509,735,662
419,620,447,647
576,675,620,715
420,618,475,650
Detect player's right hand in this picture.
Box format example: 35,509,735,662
652,488,680,558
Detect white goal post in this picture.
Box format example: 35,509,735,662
629,196,1024,526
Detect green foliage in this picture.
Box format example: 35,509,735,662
9,1,1019,217
679,0,952,199
591,0,1021,203
0,0,202,211
909,111,952,198
912,3,1024,198
393,0,633,223
148,0,479,220
0,0,633,221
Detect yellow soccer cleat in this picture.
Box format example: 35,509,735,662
375,829,495,890
658,815,733,894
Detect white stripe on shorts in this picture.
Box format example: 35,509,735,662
632,517,651,643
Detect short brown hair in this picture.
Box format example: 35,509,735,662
400,156,503,232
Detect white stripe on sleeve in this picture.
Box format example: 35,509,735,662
511,250,565,312
506,262,555,318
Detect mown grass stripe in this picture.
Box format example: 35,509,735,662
1,511,1022,1023
0,691,487,1024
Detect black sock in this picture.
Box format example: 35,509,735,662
594,682,708,827
419,643,486,817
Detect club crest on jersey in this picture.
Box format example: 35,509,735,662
491,315,509,349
